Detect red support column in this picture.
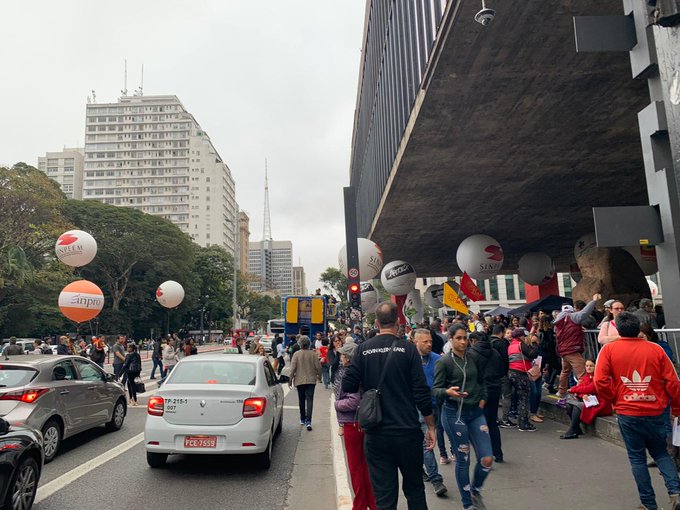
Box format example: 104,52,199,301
391,295,407,325
524,273,559,302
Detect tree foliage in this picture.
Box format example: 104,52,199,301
244,292,281,331
319,267,348,307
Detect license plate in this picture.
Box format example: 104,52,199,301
184,436,217,448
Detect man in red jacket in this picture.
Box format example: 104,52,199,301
594,312,680,510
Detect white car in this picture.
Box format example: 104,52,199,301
144,353,284,469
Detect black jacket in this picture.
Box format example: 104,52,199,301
342,333,433,435
490,335,509,374
432,351,488,409
152,340,162,359
56,344,70,355
430,330,444,355
470,339,505,394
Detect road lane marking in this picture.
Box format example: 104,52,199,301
34,432,144,504
283,405,298,410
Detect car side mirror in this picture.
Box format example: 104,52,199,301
0,418,10,435
104,373,114,383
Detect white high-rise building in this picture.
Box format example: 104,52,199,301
82,95,237,254
248,240,293,296
37,148,84,199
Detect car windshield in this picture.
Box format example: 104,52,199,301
167,361,256,385
0,366,39,388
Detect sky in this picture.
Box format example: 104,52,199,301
0,0,366,292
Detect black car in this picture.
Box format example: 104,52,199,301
0,418,43,510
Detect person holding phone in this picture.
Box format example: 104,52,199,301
433,324,493,510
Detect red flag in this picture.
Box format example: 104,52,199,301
460,272,485,302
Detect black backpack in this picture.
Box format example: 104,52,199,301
41,344,53,355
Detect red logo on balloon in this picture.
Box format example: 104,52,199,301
57,233,79,246
485,245,503,261
156,288,163,298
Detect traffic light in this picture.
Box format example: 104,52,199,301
349,282,361,309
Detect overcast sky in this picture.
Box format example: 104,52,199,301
0,0,366,292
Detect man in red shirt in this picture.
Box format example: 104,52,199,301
594,312,680,510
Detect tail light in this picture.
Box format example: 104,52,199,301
243,397,267,418
148,396,164,416
0,388,49,404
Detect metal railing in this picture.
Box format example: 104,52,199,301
350,0,447,236
583,329,680,361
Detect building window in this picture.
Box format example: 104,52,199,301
47,167,58,174
562,274,573,298
63,166,74,173
518,277,526,300
488,277,498,301
504,275,515,300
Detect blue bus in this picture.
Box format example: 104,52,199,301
283,296,328,344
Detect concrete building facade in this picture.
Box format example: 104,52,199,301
292,266,307,296
248,240,293,296
239,211,250,275
37,147,84,199
82,95,237,254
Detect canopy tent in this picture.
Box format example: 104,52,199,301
483,306,513,317
508,295,573,316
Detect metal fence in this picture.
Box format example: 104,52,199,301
350,0,447,236
583,329,680,361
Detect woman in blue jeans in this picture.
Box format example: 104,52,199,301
433,324,493,510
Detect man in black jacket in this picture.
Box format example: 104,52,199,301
471,331,506,462
429,319,445,355
491,325,515,428
150,336,164,380
343,302,435,510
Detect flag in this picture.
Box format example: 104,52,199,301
443,281,469,315
460,272,485,302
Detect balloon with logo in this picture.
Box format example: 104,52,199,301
58,280,104,323
625,245,658,275
156,280,185,308
381,260,417,296
338,238,384,280
456,234,504,280
424,284,444,308
360,282,380,313
574,232,597,262
518,252,556,286
403,289,424,324
55,230,98,267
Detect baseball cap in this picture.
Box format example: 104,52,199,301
603,299,615,308
561,304,574,313
338,343,357,359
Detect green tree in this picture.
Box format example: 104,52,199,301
319,267,348,308
244,292,281,331
191,245,235,331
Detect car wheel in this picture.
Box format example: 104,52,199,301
146,451,168,468
255,436,272,469
6,455,39,510
42,419,62,463
106,398,126,431
275,410,283,437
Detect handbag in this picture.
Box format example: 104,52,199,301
520,346,541,381
357,339,398,431
134,378,146,394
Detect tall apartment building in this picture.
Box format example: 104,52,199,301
292,266,307,295
37,148,84,199
82,95,237,254
239,211,250,275
248,240,293,296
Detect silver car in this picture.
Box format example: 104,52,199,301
0,355,127,462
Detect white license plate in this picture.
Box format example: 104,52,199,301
184,436,217,448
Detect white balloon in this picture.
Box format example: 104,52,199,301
55,230,98,267
381,260,417,296
647,278,659,298
403,290,424,323
338,238,384,281
456,234,504,280
518,252,556,286
156,280,185,308
424,284,444,308
360,282,380,313
574,233,597,262
625,246,658,275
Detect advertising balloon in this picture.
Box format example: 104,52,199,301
403,290,424,323
360,282,380,313
156,280,185,308
518,252,556,286
55,230,98,267
380,260,417,296
338,238,384,281
574,233,597,262
625,245,658,275
456,234,504,280
58,280,104,323
424,284,444,308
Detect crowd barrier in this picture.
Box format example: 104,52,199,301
583,328,680,361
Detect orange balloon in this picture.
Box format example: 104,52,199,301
58,280,104,323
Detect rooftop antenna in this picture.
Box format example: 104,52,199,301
121,59,128,96
262,158,272,241
91,90,97,103
134,64,144,96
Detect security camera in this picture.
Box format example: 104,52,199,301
474,0,495,26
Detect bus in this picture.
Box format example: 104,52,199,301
267,319,285,337
283,295,328,345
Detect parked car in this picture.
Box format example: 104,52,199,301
145,353,284,469
0,355,127,462
0,417,43,510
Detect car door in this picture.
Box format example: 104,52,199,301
72,358,110,427
263,361,282,426
50,360,86,435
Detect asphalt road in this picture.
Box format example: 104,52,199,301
32,351,304,510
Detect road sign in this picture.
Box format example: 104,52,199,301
349,268,359,278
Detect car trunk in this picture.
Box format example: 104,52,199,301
159,384,254,426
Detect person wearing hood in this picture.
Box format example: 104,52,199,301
470,331,506,463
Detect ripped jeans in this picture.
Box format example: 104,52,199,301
442,403,493,509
